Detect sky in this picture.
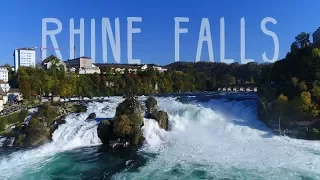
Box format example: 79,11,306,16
0,0,319,66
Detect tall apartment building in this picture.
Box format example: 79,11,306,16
0,67,8,82
13,48,36,72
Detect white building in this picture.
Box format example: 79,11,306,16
42,55,66,71
79,67,101,74
140,64,148,71
0,80,10,93
151,65,167,73
13,48,36,72
0,67,8,82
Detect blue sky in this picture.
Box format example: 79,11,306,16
0,0,319,66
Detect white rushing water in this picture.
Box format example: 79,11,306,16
0,95,320,180
116,97,320,179
0,97,123,179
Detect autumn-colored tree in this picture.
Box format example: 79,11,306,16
19,80,31,99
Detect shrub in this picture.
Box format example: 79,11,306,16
35,102,59,125
29,118,41,127
299,81,308,92
72,104,87,113
113,115,134,137
278,93,288,103
0,110,28,134
312,85,320,101
291,77,298,87
291,92,319,119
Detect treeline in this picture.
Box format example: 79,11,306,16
165,61,271,86
12,60,267,99
11,66,212,98
257,32,320,139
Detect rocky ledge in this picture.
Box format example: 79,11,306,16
97,96,169,149
1,102,87,147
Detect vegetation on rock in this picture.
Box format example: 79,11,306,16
0,110,28,135
1,102,88,147
97,95,145,147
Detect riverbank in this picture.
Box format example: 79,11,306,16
257,85,320,140
0,101,88,147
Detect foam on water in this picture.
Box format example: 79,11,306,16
1,95,320,179
0,97,123,180
114,97,320,180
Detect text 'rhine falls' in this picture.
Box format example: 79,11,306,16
1,93,320,180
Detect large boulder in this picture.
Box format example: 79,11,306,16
145,96,169,131
97,120,114,144
145,96,158,115
23,118,51,146
115,96,144,117
97,95,145,147
86,113,96,120
150,110,169,131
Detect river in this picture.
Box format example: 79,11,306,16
0,92,320,180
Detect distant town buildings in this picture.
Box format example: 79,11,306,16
95,63,142,74
0,67,8,82
65,56,92,69
10,46,168,76
13,48,36,72
94,63,167,74
151,65,168,73
79,64,101,74
65,56,102,74
313,27,320,45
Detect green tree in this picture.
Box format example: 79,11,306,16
312,48,320,57
290,42,299,54
221,74,236,85
19,80,31,99
299,81,308,92
291,77,298,87
312,85,320,101
295,32,310,48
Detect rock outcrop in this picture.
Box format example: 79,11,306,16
97,95,145,148
2,102,88,147
86,113,97,120
97,120,114,144
145,96,169,131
